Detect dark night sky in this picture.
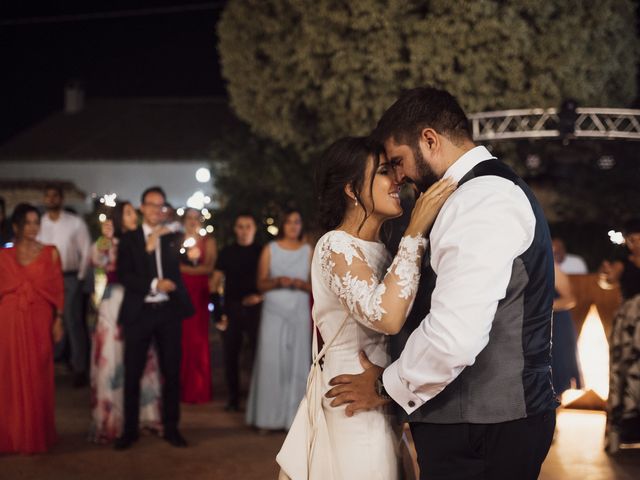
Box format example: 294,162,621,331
0,1,227,143
2,1,639,146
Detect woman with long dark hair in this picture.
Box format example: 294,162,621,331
277,137,454,479
246,208,313,431
0,203,63,453
179,208,217,403
88,201,162,443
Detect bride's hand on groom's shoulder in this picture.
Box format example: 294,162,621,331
325,351,388,417
406,178,457,237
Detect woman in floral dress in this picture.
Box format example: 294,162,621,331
89,201,162,443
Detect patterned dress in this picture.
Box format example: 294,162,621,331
606,255,640,453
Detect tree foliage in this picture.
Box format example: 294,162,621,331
209,122,314,245
218,0,638,157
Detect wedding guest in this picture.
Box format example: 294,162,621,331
551,262,581,397
602,218,640,450
38,184,92,387
89,202,162,443
0,196,13,246
114,186,194,450
246,209,312,430
552,237,588,274
601,219,640,301
179,208,218,403
0,203,63,454
215,213,263,411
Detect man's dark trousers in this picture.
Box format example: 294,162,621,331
410,410,556,480
123,302,182,436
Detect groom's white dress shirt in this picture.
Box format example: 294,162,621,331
383,146,537,414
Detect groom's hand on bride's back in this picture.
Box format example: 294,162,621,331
325,351,389,417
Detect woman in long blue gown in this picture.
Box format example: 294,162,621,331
246,210,312,430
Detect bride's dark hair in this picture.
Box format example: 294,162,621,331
315,136,382,232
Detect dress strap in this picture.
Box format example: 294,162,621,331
311,312,349,366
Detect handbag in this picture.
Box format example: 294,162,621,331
276,312,349,480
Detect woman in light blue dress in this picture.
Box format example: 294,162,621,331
246,209,312,430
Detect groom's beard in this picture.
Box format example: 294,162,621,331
412,144,440,193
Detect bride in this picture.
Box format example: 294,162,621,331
278,136,455,479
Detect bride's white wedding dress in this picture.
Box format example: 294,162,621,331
309,229,426,479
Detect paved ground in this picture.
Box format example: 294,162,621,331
3,332,640,479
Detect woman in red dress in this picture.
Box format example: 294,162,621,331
0,203,64,454
179,208,217,403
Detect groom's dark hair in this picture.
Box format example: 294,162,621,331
373,87,472,146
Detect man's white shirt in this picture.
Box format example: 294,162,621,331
383,146,537,414
142,223,170,303
559,254,588,275
38,210,91,280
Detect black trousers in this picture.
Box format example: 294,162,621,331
123,302,182,436
410,410,556,480
222,302,261,405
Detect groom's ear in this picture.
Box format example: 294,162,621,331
420,127,439,150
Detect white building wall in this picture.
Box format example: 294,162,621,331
0,160,214,212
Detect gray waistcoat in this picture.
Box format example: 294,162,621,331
390,159,559,424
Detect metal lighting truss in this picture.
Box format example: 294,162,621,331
468,108,640,141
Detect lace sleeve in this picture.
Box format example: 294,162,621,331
319,232,427,334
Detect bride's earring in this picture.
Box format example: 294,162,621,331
354,200,358,207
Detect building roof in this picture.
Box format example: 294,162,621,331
0,97,240,161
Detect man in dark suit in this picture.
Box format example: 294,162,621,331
114,186,194,450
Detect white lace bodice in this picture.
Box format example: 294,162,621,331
311,230,426,377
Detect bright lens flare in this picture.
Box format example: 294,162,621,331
183,237,197,248
195,167,211,183
561,305,609,405
608,230,624,245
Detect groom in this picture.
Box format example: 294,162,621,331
327,87,558,479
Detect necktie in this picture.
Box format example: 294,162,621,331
146,232,163,279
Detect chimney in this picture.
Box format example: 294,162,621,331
64,80,84,114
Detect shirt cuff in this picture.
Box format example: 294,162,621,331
150,278,159,295
383,360,425,415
